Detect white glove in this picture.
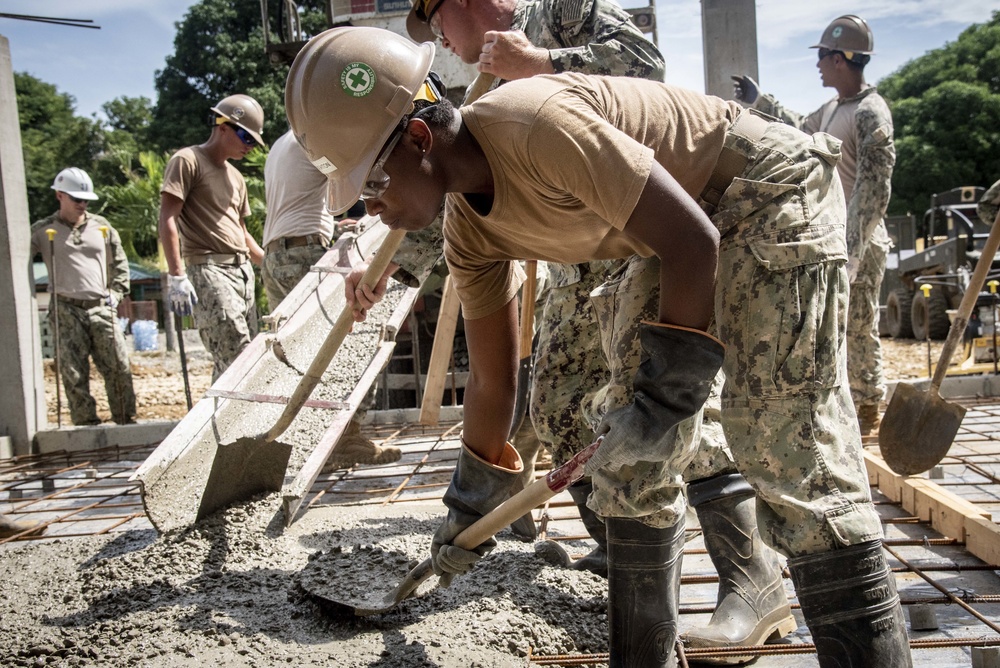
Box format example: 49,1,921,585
106,293,120,310
169,275,198,316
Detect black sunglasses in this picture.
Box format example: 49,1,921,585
68,194,90,204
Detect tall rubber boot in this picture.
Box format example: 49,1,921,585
788,540,913,668
534,481,608,577
682,474,796,664
607,516,685,668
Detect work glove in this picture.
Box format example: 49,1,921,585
105,292,120,311
168,275,198,316
431,439,523,587
731,75,760,104
584,324,725,476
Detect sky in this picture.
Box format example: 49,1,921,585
0,0,999,123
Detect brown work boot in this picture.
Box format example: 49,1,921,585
0,515,47,539
857,404,881,435
322,419,401,472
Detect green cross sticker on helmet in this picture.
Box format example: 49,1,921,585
831,26,843,38
341,63,376,97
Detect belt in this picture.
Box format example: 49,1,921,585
700,110,771,208
264,234,331,255
57,295,105,309
184,252,248,267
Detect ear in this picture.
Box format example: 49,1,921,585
406,118,434,154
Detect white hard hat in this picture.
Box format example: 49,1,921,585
51,167,99,201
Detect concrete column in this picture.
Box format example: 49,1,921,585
701,0,758,100
0,34,46,455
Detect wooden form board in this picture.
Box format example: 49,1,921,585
864,450,997,564
418,275,461,426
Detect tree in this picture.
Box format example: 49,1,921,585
98,151,169,263
148,0,327,153
879,11,1000,215
15,73,104,224
93,96,155,190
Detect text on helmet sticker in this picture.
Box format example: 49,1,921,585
311,155,338,175
341,63,377,98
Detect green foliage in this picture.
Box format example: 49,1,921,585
880,11,1000,215
98,151,170,263
15,73,104,224
147,0,328,153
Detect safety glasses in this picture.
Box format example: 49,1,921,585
68,195,90,204
227,123,258,147
427,0,449,40
361,131,402,201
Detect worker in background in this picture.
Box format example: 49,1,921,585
286,28,912,668
732,15,895,436
158,95,266,382
30,167,136,426
978,178,1000,225
403,0,793,658
262,130,401,469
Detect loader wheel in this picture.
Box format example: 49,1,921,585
886,288,914,339
912,289,951,341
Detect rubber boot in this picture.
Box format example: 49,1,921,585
857,404,881,436
682,474,796,664
507,418,543,541
607,516,685,668
788,540,913,668
534,481,608,577
323,419,401,471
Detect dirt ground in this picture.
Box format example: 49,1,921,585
43,334,951,426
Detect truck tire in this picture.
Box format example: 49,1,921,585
886,288,914,339
911,289,951,341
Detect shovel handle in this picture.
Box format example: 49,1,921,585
930,210,1000,393
453,439,600,550
264,228,406,442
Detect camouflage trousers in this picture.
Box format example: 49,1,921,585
187,261,258,382
847,236,888,409
262,243,328,307
51,301,136,425
261,244,377,417
588,121,884,557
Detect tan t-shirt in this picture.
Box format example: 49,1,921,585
161,146,251,257
30,213,117,300
446,73,738,319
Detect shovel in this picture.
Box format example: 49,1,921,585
506,260,538,540
879,210,1000,475
300,437,600,616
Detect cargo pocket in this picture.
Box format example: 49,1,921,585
724,224,847,396
712,178,801,238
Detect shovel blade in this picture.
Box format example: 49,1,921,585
197,436,294,521
878,382,966,476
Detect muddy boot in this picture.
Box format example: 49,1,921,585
607,516,685,668
0,515,47,539
682,473,796,664
789,540,913,668
323,419,401,471
857,404,881,435
535,481,608,577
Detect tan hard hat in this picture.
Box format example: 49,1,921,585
812,15,874,59
285,27,434,215
211,94,266,147
406,0,438,43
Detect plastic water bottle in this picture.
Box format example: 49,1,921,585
132,320,159,352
